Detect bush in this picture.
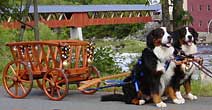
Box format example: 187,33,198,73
92,46,121,75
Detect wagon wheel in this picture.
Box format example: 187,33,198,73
78,65,101,94
2,61,33,98
42,69,68,101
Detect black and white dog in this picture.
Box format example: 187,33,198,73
101,27,177,107
168,26,199,103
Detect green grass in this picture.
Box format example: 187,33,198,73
95,39,146,53
181,80,212,96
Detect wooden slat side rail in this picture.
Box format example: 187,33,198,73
6,40,91,76
39,44,48,71
56,42,89,70
6,41,58,47
75,46,81,68
9,46,18,61
82,46,88,67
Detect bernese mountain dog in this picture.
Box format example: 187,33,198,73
168,26,199,103
101,27,176,107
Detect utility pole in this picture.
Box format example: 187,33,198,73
33,0,39,41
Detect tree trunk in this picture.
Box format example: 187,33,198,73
33,0,40,41
161,0,171,31
18,0,32,41
173,0,184,30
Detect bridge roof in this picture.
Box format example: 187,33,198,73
28,4,161,13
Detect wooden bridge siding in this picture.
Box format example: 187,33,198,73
3,12,152,28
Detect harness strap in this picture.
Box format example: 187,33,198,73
134,80,140,92
164,60,171,71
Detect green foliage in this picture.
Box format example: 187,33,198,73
93,47,121,75
95,39,146,53
37,0,147,5
0,26,18,42
23,23,68,41
0,26,17,82
83,24,145,39
0,0,29,22
38,0,75,5
90,0,146,4
175,10,193,26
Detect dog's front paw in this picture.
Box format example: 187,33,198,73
175,91,185,103
186,93,198,100
156,101,167,108
173,98,184,104
179,98,185,104
139,100,145,105
176,91,183,99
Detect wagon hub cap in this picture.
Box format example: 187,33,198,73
13,77,18,82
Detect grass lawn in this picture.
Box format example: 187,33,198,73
94,39,146,53
187,80,212,96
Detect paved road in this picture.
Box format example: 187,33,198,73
1,86,212,110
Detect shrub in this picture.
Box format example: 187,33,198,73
92,46,121,75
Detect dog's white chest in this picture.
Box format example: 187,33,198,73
181,43,197,55
180,62,195,83
160,61,176,95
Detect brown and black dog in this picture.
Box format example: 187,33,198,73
167,26,200,104
101,27,176,107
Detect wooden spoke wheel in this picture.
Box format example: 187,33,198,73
2,61,33,98
42,69,68,101
78,65,101,94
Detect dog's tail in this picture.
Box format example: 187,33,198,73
101,94,125,102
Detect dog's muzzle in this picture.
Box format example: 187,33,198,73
162,36,173,47
185,35,194,46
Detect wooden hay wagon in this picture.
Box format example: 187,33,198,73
2,40,100,101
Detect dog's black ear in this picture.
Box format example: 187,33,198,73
190,27,198,44
146,30,155,49
172,29,181,49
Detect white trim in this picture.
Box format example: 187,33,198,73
207,19,212,34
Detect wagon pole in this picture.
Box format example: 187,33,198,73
78,72,130,91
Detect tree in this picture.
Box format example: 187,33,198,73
161,0,171,31
172,0,183,30
172,0,193,30
0,0,40,41
19,0,32,41
0,0,32,40
160,0,193,31
0,0,22,22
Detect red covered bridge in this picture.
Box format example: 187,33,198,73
2,4,161,39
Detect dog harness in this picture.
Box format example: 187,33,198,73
132,59,144,92
164,60,171,71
